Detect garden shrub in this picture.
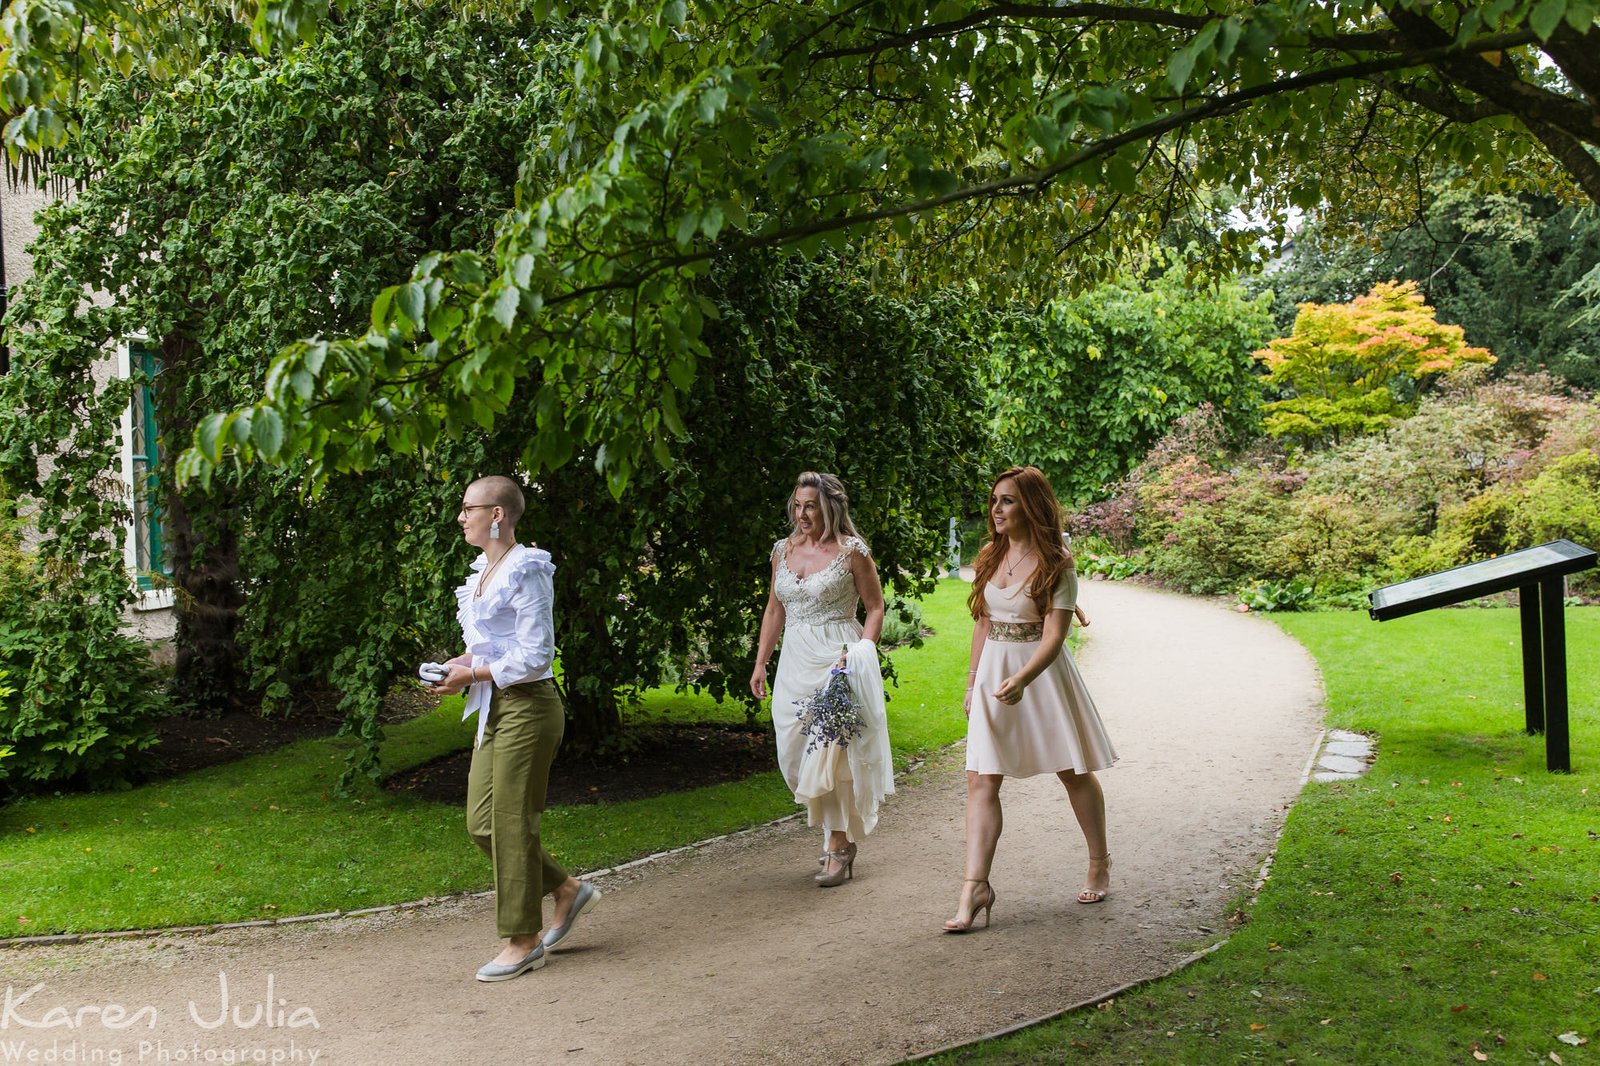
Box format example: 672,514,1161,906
1271,491,1407,595
880,598,927,648
1066,321,1597,605
1137,459,1298,594
0,503,162,795
1513,451,1600,593
1512,401,1600,482
1433,486,1521,560
1074,541,1148,580
1070,491,1138,554
1237,578,1315,612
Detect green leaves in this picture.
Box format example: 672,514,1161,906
1529,0,1568,38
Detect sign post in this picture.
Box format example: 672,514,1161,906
1368,539,1595,773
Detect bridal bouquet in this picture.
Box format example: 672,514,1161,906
795,649,863,753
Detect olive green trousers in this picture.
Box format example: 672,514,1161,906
466,678,571,938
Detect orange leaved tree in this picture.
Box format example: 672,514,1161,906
1254,281,1493,448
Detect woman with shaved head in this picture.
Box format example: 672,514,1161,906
426,475,599,981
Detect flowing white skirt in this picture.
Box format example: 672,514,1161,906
772,623,895,841
967,636,1116,778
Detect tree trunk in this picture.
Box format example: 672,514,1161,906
156,330,245,712
559,682,624,755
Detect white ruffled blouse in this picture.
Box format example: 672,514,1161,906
453,543,557,746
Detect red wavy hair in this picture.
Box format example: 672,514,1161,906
967,465,1073,620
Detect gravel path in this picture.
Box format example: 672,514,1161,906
0,583,1324,1065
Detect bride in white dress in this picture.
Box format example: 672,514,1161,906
750,472,895,887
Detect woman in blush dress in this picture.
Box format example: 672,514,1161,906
945,465,1117,933
750,471,894,887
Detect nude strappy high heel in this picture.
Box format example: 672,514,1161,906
943,878,996,933
815,844,856,887
1078,853,1111,904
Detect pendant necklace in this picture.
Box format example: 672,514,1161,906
476,547,513,598
1004,545,1034,577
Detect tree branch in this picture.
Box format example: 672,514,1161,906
1383,4,1600,149
810,1,1211,61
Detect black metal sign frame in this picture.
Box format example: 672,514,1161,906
1368,539,1596,773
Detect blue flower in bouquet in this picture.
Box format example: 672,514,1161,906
795,653,863,753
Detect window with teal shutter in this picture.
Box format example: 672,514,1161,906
129,343,168,591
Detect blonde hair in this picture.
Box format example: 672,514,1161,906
786,471,863,546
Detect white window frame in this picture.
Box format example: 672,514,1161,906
118,336,174,611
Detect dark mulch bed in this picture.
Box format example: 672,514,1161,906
143,689,778,808
382,722,779,807
143,686,435,778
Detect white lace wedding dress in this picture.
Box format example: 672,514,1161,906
769,536,895,841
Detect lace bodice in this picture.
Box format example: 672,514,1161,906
773,536,869,627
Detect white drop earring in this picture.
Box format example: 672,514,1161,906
489,518,501,540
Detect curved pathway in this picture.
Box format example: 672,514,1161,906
0,583,1323,1065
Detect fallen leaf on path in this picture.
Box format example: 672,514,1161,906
1549,1053,1562,1065
1534,972,1548,981
1451,1005,1469,1013
1557,1033,1587,1046
1473,1051,1488,1062
1250,1023,1266,1031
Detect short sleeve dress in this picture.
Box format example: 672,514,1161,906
966,567,1117,778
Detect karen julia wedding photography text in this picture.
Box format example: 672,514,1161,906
2,973,321,1065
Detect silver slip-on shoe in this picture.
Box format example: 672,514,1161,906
475,944,546,983
541,881,602,949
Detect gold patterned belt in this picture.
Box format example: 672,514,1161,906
989,621,1043,643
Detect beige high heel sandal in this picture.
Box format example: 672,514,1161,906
1078,853,1111,904
943,879,997,933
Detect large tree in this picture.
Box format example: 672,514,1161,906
128,0,1594,492
989,260,1272,503
0,3,990,767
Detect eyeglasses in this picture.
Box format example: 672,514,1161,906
459,504,496,512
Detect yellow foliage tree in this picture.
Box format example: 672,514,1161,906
1254,281,1494,447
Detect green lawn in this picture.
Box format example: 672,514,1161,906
928,606,1600,1065
0,580,979,936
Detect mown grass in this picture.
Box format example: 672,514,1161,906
927,607,1600,1066
0,580,979,936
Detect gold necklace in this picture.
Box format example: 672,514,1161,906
475,547,514,598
